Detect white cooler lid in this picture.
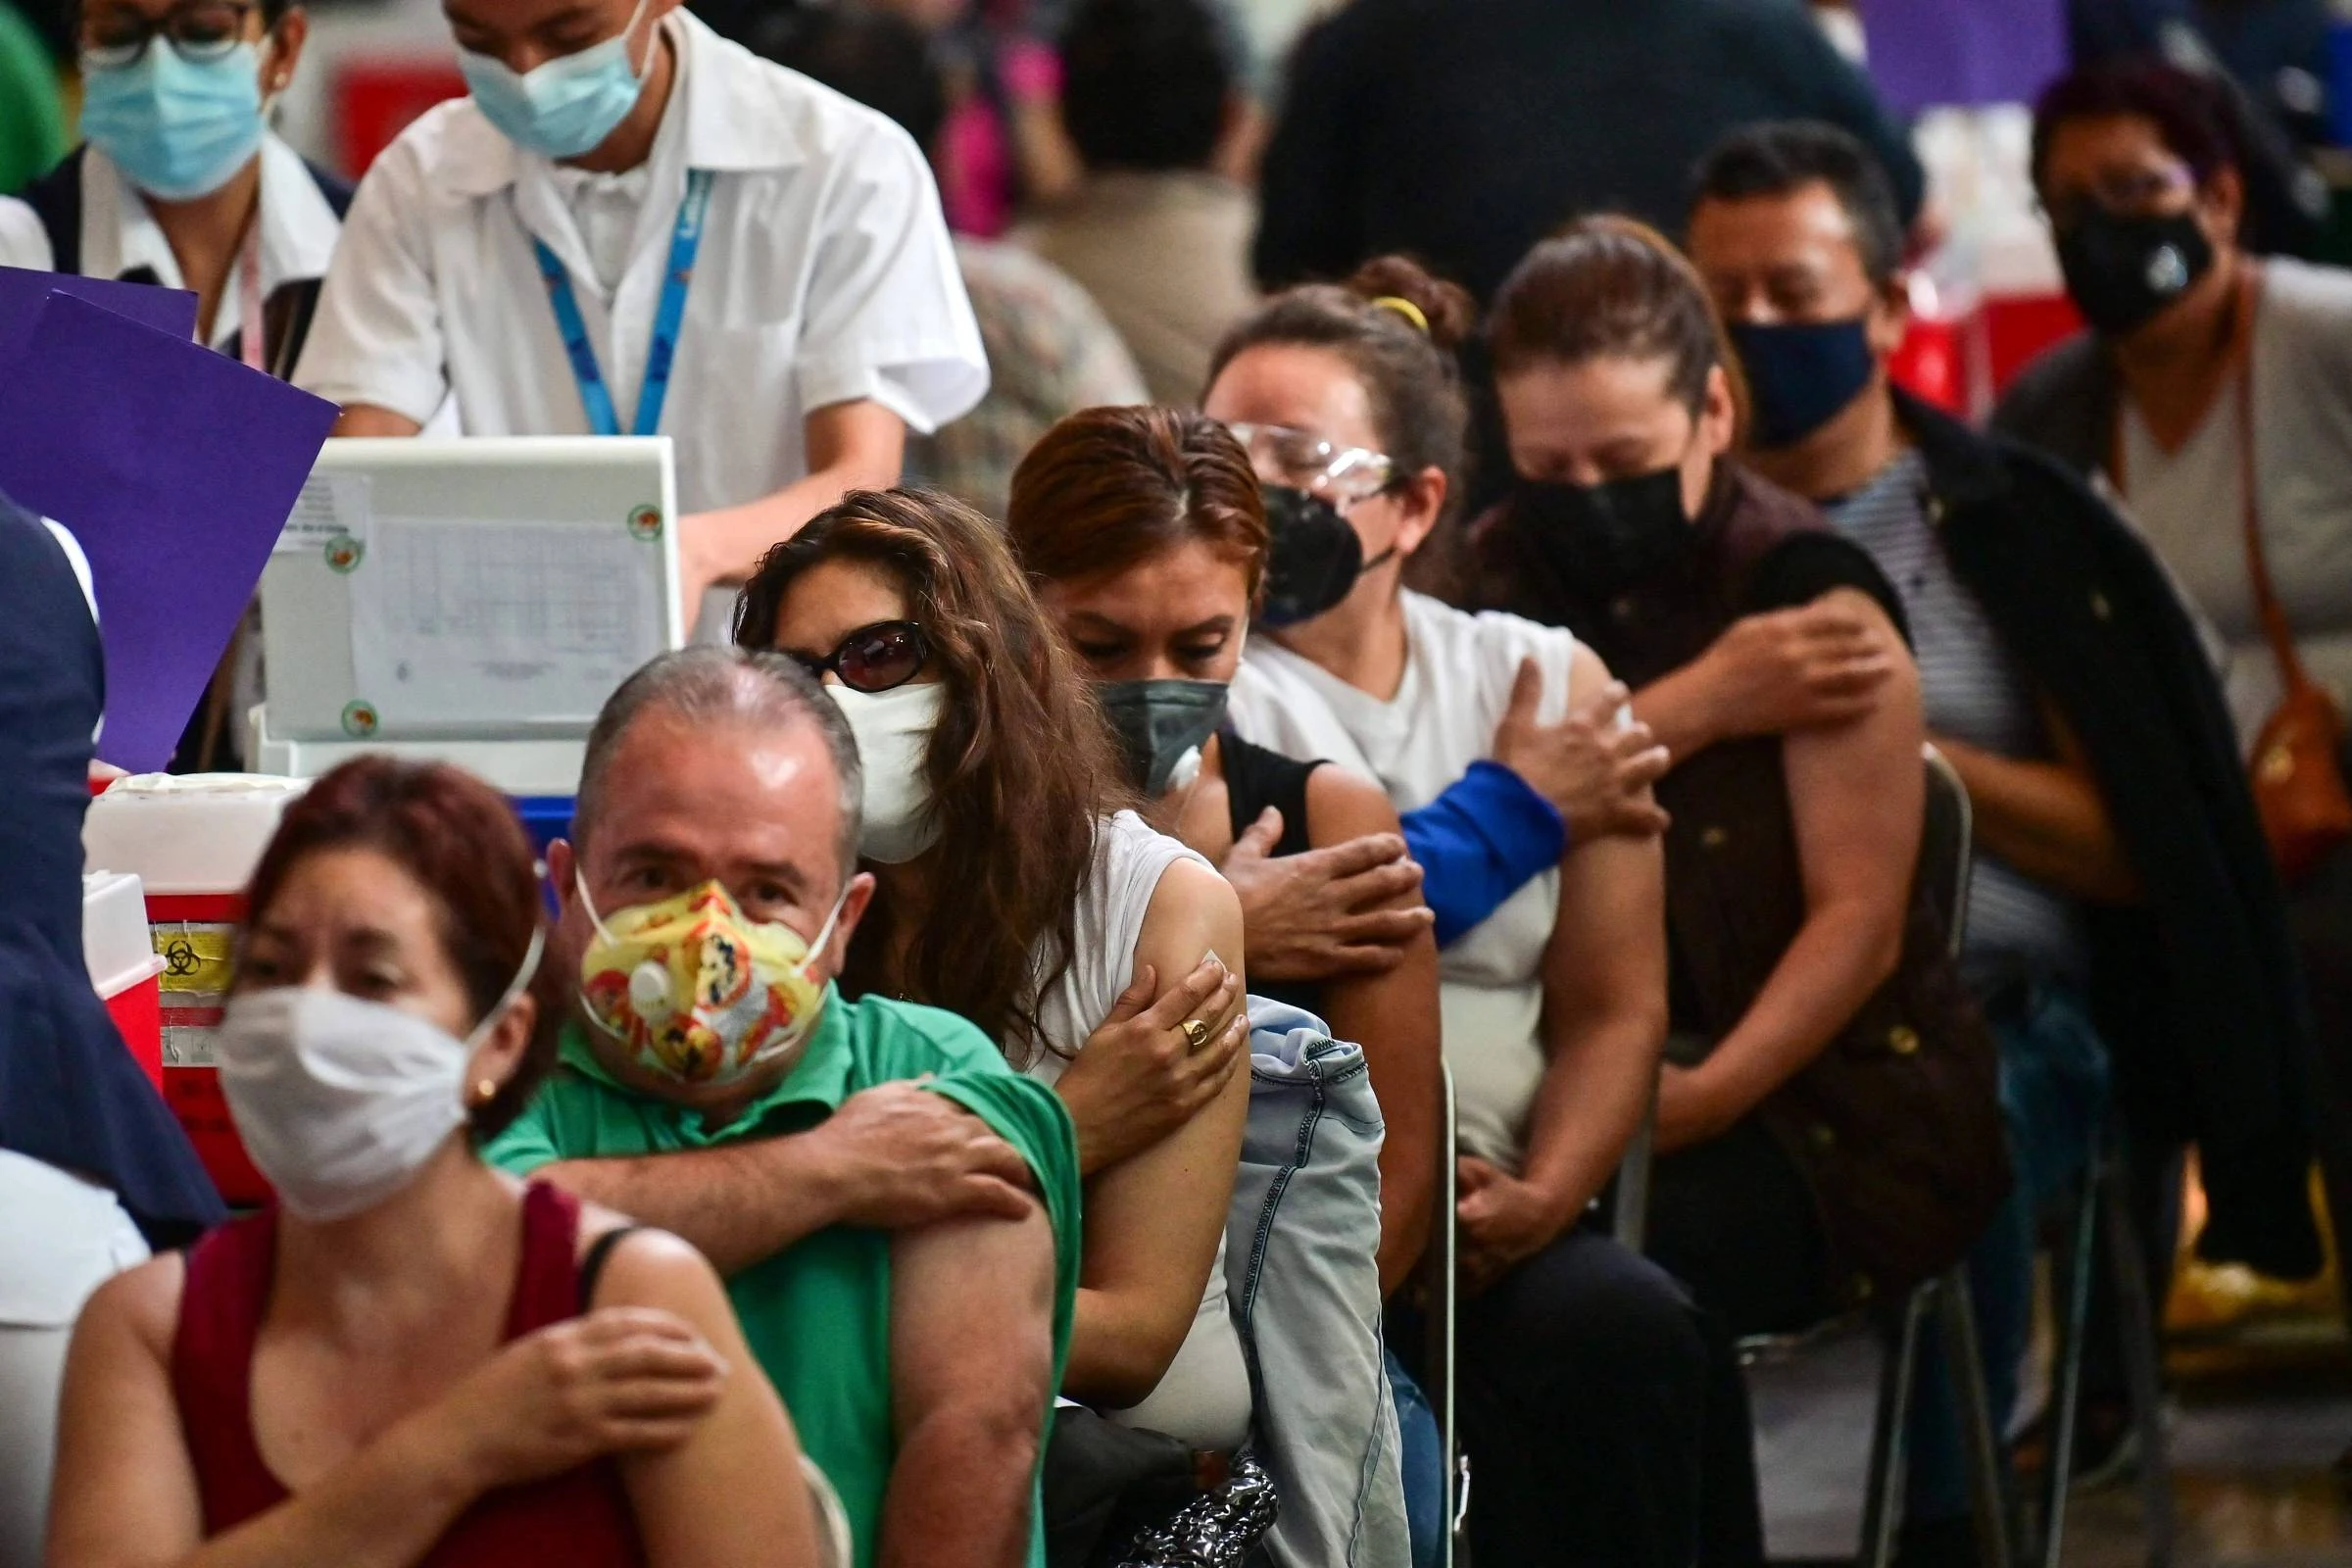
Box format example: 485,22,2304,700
82,870,164,997
84,773,312,896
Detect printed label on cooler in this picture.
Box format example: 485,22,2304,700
155,921,236,997
162,1003,225,1068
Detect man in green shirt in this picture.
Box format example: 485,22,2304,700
485,646,1081,1568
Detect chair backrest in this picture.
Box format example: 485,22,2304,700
1919,745,1974,960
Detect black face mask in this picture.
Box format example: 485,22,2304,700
1511,466,1693,594
2053,207,2215,338
1258,484,1397,627
1096,678,1230,796
1729,318,1877,450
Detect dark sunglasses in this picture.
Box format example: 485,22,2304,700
790,619,931,693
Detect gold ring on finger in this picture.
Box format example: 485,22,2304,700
1181,1017,1212,1051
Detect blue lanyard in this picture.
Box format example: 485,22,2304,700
532,168,714,438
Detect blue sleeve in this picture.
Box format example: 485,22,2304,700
1398,760,1566,947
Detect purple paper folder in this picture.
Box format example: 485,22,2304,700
0,265,198,349
1857,0,2068,114
0,292,338,772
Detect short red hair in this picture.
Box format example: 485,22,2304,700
240,757,552,1138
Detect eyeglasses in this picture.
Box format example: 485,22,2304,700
81,0,264,66
789,619,931,694
2036,164,2198,230
1224,421,1398,506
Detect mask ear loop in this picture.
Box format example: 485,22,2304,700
617,0,658,83
800,880,856,974
463,922,548,1049
573,863,620,947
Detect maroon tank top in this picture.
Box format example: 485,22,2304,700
172,1181,646,1565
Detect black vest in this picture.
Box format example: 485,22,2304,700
1475,464,2011,1303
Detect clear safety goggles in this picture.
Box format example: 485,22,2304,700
1224,421,1399,507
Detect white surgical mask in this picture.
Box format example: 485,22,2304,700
828,681,944,863
217,928,544,1221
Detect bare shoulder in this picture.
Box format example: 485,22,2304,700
1568,639,1617,696
78,1250,187,1361
577,1219,727,1313
1148,852,1243,927
1302,762,1404,848
1817,585,1906,641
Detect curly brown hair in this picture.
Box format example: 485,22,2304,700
733,488,1130,1064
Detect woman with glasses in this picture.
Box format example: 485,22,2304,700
1200,257,1729,1568
1998,61,2352,1325
0,0,347,376
731,490,1259,1464
44,758,825,1568
2,0,350,772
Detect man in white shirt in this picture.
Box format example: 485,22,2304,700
295,0,988,613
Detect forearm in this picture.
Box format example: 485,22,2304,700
878,1412,1039,1568
174,1414,479,1568
1631,663,1725,764
1935,736,2141,905
1695,902,1901,1122
1324,971,1439,1295
685,457,900,585
531,1143,845,1277
1518,1019,1662,1228
330,404,422,438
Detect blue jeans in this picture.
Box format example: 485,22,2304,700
1908,979,2112,1520
1387,1347,1443,1568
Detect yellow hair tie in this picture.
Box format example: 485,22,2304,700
1370,295,1430,335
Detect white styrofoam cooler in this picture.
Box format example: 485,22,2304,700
83,773,313,891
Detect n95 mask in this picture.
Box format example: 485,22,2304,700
577,875,847,1087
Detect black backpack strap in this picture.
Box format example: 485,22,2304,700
577,1223,646,1312
17,146,87,274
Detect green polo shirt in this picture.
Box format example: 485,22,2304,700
483,990,1081,1568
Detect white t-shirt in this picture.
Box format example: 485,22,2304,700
2117,256,2352,750
1227,590,1583,1171
293,11,988,516
1023,810,1252,1453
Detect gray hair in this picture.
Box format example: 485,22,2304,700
574,646,864,875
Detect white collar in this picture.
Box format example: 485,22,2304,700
81,132,341,330
441,10,818,200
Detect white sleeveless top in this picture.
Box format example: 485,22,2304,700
1227,591,1584,1171
1024,810,1253,1451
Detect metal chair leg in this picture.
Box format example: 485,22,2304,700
1861,1283,1935,1568
2041,1169,2099,1568
1451,1455,1472,1568
2100,1163,2175,1568
1613,1095,1654,1254
1937,1269,2018,1568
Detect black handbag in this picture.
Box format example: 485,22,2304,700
1041,1407,1278,1568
